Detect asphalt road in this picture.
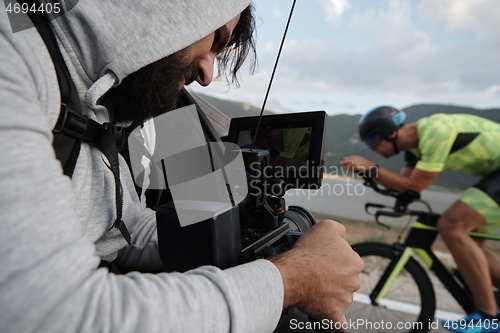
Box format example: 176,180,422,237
284,178,460,224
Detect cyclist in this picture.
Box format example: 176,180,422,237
341,106,500,333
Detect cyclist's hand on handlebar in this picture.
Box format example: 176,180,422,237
340,155,376,173
269,220,363,327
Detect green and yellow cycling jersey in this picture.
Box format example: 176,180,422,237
407,113,500,176
273,128,310,164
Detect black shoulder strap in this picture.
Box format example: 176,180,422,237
32,13,83,177
30,13,131,244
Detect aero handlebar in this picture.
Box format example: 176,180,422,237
359,172,431,228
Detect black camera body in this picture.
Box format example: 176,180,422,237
156,110,327,272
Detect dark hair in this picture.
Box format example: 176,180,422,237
216,4,257,86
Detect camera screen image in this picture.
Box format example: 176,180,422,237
227,111,327,189
237,127,312,169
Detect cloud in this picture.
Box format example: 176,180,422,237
349,0,425,52
194,0,500,115
263,0,499,99
317,0,351,23
272,8,282,18
419,0,500,33
272,4,282,18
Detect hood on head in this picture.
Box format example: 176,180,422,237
54,0,251,83
49,0,251,123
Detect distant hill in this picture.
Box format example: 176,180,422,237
197,93,274,119
404,104,500,123
198,93,500,190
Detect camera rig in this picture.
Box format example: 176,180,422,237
153,95,327,272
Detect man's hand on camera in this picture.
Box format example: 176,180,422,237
269,220,363,326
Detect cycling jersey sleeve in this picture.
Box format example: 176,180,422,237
280,128,309,159
404,151,418,169
415,118,458,173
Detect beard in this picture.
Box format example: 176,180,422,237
102,49,199,127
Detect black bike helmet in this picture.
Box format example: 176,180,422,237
358,106,406,153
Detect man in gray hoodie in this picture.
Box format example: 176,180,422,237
0,1,363,332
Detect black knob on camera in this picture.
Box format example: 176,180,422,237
268,196,286,222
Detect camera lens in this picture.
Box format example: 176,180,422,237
284,205,316,233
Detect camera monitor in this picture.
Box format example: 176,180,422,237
227,110,327,189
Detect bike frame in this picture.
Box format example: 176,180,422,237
370,210,500,315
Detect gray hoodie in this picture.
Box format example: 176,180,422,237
0,1,283,332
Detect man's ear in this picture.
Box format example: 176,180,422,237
388,131,398,139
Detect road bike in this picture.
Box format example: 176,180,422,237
344,176,500,333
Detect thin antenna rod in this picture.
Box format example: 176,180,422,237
250,0,297,150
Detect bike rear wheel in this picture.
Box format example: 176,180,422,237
345,242,435,333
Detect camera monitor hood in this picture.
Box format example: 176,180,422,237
227,110,327,190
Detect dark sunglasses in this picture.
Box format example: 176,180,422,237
363,132,382,148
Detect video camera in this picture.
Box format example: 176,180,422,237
127,90,327,272
152,99,327,272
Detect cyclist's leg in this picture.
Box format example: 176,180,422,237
470,168,500,287
473,233,500,290
465,169,500,293
437,199,498,317
484,250,500,289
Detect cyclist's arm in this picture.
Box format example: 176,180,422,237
375,165,439,193
400,166,413,177
340,156,438,193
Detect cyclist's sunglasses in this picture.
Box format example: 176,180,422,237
363,132,382,148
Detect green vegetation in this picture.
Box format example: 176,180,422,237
197,93,274,119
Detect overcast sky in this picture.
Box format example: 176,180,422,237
191,0,500,116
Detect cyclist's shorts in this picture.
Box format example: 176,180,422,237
460,168,500,233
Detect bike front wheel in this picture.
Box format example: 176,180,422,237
345,242,436,333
